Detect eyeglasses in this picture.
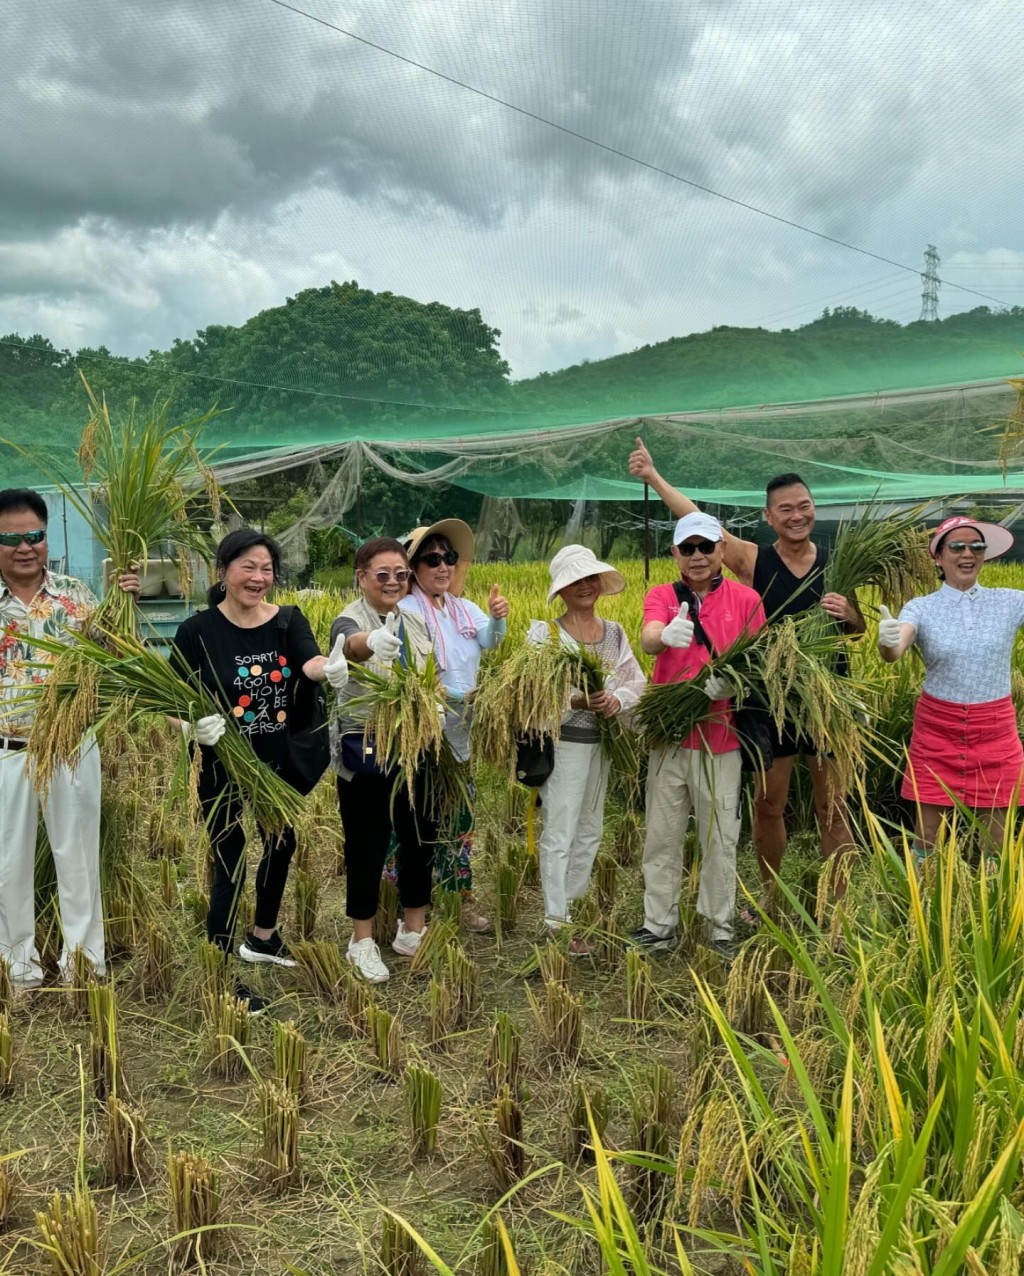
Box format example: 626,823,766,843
677,539,718,557
367,568,411,584
945,540,987,555
0,530,46,548
418,550,459,568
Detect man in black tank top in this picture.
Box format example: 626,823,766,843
628,441,864,907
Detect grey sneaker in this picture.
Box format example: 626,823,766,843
705,938,738,963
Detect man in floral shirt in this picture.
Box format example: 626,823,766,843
0,488,136,990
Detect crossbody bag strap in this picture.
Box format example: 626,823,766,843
671,581,714,654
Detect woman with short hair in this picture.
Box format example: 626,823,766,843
329,536,437,984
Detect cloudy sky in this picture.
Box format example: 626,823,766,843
3,0,1023,379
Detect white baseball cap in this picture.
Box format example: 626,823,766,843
672,512,725,546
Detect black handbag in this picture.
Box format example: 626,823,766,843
276,607,332,795
339,730,395,777
515,734,555,787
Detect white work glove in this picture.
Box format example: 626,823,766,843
877,605,902,650
323,635,349,690
366,611,403,662
703,671,736,701
183,714,227,747
660,602,694,649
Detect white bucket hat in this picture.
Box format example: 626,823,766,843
672,512,725,545
546,544,626,605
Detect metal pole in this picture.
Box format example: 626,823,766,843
643,481,651,583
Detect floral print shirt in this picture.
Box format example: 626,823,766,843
0,571,98,736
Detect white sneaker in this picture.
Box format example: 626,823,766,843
346,936,390,984
392,922,426,957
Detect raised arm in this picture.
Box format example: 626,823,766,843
628,437,758,585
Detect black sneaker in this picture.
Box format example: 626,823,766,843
234,981,268,1016
238,931,297,969
627,926,677,952
704,938,738,963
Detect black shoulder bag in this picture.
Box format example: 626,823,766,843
276,606,332,795
671,581,773,775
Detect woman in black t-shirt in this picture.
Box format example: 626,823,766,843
171,530,346,1009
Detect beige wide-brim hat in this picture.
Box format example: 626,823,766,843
546,544,626,605
403,519,475,597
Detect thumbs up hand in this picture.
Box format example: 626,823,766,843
487,582,510,620
366,611,403,662
324,635,350,689
660,601,694,649
877,604,902,650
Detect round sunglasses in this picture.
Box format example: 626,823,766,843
417,549,459,568
365,568,411,584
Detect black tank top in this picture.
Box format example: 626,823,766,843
752,542,829,625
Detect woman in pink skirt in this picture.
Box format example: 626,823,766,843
877,515,1024,852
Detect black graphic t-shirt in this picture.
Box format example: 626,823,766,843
171,605,320,769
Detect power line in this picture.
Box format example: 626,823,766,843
265,0,1011,311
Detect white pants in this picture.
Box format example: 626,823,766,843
538,740,609,927
642,746,742,941
0,742,104,983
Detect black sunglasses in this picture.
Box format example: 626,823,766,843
418,550,459,568
677,539,718,557
0,530,46,548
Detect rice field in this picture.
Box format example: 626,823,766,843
4,558,1024,1274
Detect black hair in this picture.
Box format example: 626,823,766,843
207,528,282,607
354,537,408,571
0,488,48,525
765,473,812,506
411,533,453,564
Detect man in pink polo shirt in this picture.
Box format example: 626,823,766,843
629,512,766,959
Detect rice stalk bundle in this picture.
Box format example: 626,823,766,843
345,649,470,832
526,979,583,1067
445,944,479,1027
635,615,875,794
496,859,522,934
87,983,123,1102
405,1064,442,1157
625,949,654,1034
0,959,10,1013
197,940,227,1020
104,891,135,958
630,1065,676,1220
480,1085,526,1190
291,940,347,1002
260,1081,300,1193
211,993,250,1081
68,947,96,1018
471,632,638,781
168,1148,220,1268
438,887,463,926
34,1186,101,1276
567,1080,609,1164
140,927,173,1000
272,1020,308,1100
408,916,458,976
427,976,457,1049
592,912,623,967
0,1012,11,1097
595,853,618,914
819,501,934,618
484,1011,521,1098
293,867,319,941
537,943,569,986
373,878,400,950
612,810,644,866
18,627,306,832
104,1094,147,1184
159,856,178,909
475,1216,513,1276
366,1004,405,1079
0,1160,14,1231
345,970,370,1037
379,1209,425,1276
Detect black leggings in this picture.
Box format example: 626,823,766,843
337,772,436,920
200,762,297,954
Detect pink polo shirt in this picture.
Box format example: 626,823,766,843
644,578,767,753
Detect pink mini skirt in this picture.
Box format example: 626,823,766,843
901,691,1024,809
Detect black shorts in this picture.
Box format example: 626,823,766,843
772,719,825,761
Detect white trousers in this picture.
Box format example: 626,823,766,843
538,740,609,927
642,746,742,941
0,742,104,983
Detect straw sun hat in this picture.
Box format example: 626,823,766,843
546,544,625,605
403,518,475,596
